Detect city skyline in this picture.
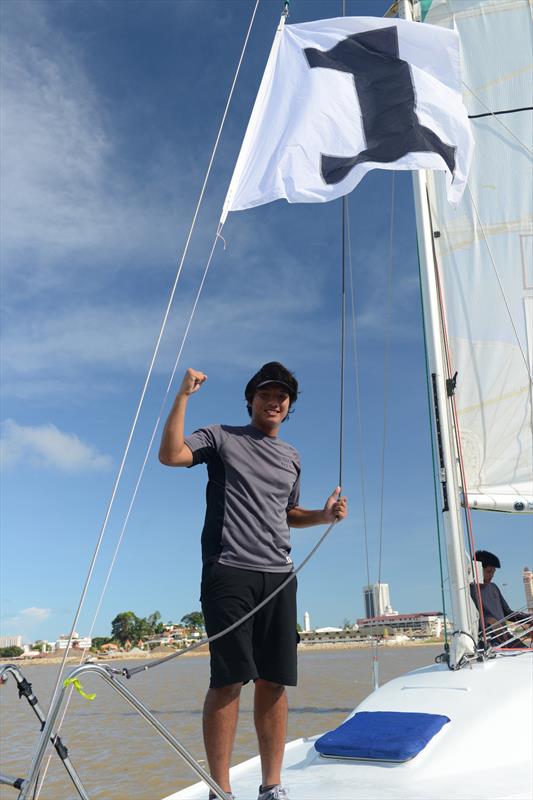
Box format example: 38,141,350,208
4,556,533,645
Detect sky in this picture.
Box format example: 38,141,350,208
1,0,531,646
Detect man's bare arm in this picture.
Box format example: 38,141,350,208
159,368,207,467
287,488,347,528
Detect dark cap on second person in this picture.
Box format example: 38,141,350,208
475,550,501,569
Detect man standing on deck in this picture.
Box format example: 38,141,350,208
159,362,348,800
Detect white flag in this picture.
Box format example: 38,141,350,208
221,16,473,223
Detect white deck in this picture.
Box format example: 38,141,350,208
165,652,533,800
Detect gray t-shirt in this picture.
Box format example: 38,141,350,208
185,424,301,572
470,581,512,622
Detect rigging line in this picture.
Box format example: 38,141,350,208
338,0,347,491
465,184,533,386
377,173,395,587
339,196,347,489
346,195,379,674
462,82,533,157
122,518,341,678
35,0,260,786
90,228,225,638
33,231,225,800
346,198,371,590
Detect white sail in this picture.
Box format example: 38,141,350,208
421,0,533,513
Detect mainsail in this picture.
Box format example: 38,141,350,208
421,0,533,512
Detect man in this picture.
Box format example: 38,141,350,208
470,550,530,647
159,362,347,800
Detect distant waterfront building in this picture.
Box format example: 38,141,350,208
357,611,450,638
315,627,343,634
303,612,311,632
55,632,92,650
363,583,397,618
523,567,533,612
0,635,23,649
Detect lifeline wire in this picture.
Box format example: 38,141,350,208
34,2,260,794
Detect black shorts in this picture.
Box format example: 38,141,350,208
200,562,298,689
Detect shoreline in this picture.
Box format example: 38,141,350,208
1,638,444,667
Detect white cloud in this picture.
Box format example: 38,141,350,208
0,419,113,472
0,220,335,398
12,607,51,623
1,5,109,265
1,607,52,639
0,1,189,297
0,2,415,406
3,607,51,627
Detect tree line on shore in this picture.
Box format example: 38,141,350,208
0,610,205,658
94,609,205,650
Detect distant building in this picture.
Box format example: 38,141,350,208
357,612,450,638
523,567,533,612
303,612,311,632
363,583,397,618
55,633,92,650
164,625,189,639
300,628,359,643
315,627,343,634
0,635,23,649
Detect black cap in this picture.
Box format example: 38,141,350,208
255,378,294,393
245,362,298,409
475,550,501,569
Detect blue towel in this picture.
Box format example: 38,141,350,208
314,710,450,762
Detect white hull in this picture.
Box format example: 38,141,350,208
167,651,533,800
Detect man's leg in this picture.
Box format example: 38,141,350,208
203,683,243,793
254,679,288,788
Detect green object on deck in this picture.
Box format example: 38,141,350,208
63,677,96,701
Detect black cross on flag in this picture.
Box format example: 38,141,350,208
222,16,473,223
304,27,456,186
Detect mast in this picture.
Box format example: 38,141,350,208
398,0,477,665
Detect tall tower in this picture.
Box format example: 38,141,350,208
523,567,533,612
363,586,375,617
375,583,391,616
363,583,396,618
303,611,311,632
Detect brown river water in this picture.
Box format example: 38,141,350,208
1,645,441,800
